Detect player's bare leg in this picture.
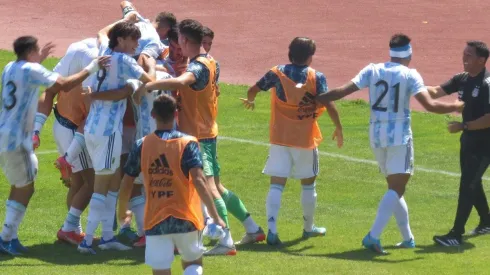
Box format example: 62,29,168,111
363,174,412,254
215,176,265,245
300,176,326,239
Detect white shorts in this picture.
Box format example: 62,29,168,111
85,131,122,175
372,141,414,177
122,126,136,155
53,119,92,173
145,231,204,270
0,147,38,188
262,144,319,179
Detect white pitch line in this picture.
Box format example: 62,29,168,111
217,136,486,180
35,136,485,180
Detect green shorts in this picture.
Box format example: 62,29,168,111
199,138,220,177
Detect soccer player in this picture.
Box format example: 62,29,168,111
119,69,174,248
202,26,214,55
33,37,99,245
136,19,265,255
77,20,156,254
428,41,490,246
241,37,342,245
0,35,109,255
315,33,464,254
119,93,225,275
157,27,188,78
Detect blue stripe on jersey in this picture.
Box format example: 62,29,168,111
6,62,19,151
88,104,103,134
140,96,151,136
103,102,120,136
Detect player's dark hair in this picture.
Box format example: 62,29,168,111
467,40,489,61
167,25,179,43
389,33,411,48
13,36,38,58
178,19,204,45
288,37,316,65
155,12,177,28
108,21,141,50
152,94,177,123
203,26,214,39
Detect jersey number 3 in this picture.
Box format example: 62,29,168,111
372,80,400,113
3,81,17,110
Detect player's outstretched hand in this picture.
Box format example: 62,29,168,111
332,127,343,148
447,121,463,133
240,98,255,110
40,42,55,63
97,56,111,69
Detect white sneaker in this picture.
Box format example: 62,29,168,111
98,237,132,251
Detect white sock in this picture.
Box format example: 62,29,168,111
219,228,234,247
301,183,317,232
369,189,399,239
84,193,107,246
12,207,26,240
102,191,118,240
202,202,211,220
129,195,145,236
65,133,85,164
184,264,203,275
243,216,260,233
34,113,47,133
62,207,83,233
1,200,26,241
393,196,414,241
266,184,284,234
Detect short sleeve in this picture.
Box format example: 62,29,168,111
123,138,144,177
351,64,373,90
180,141,203,177
256,70,279,91
315,71,328,95
186,61,209,91
141,41,165,60
408,69,427,96
440,73,464,95
29,63,59,88
123,55,145,80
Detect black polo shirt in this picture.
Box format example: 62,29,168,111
441,68,490,136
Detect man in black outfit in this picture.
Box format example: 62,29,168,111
428,40,490,246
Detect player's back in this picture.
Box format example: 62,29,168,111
352,62,425,148
135,20,164,59
0,61,57,151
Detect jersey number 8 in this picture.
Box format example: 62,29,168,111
372,80,401,113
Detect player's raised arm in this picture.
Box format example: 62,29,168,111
50,56,111,93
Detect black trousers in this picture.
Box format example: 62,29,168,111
452,133,490,235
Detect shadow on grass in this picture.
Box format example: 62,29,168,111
412,242,476,255
0,240,145,266
230,237,421,263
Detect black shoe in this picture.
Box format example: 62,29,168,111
433,230,462,246
468,223,490,236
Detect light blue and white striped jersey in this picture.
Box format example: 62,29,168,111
351,62,426,148
0,61,59,152
133,71,173,139
135,19,165,60
53,38,98,87
84,41,145,136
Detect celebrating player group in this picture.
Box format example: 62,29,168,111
2,1,490,274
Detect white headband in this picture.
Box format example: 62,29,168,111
390,44,412,58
